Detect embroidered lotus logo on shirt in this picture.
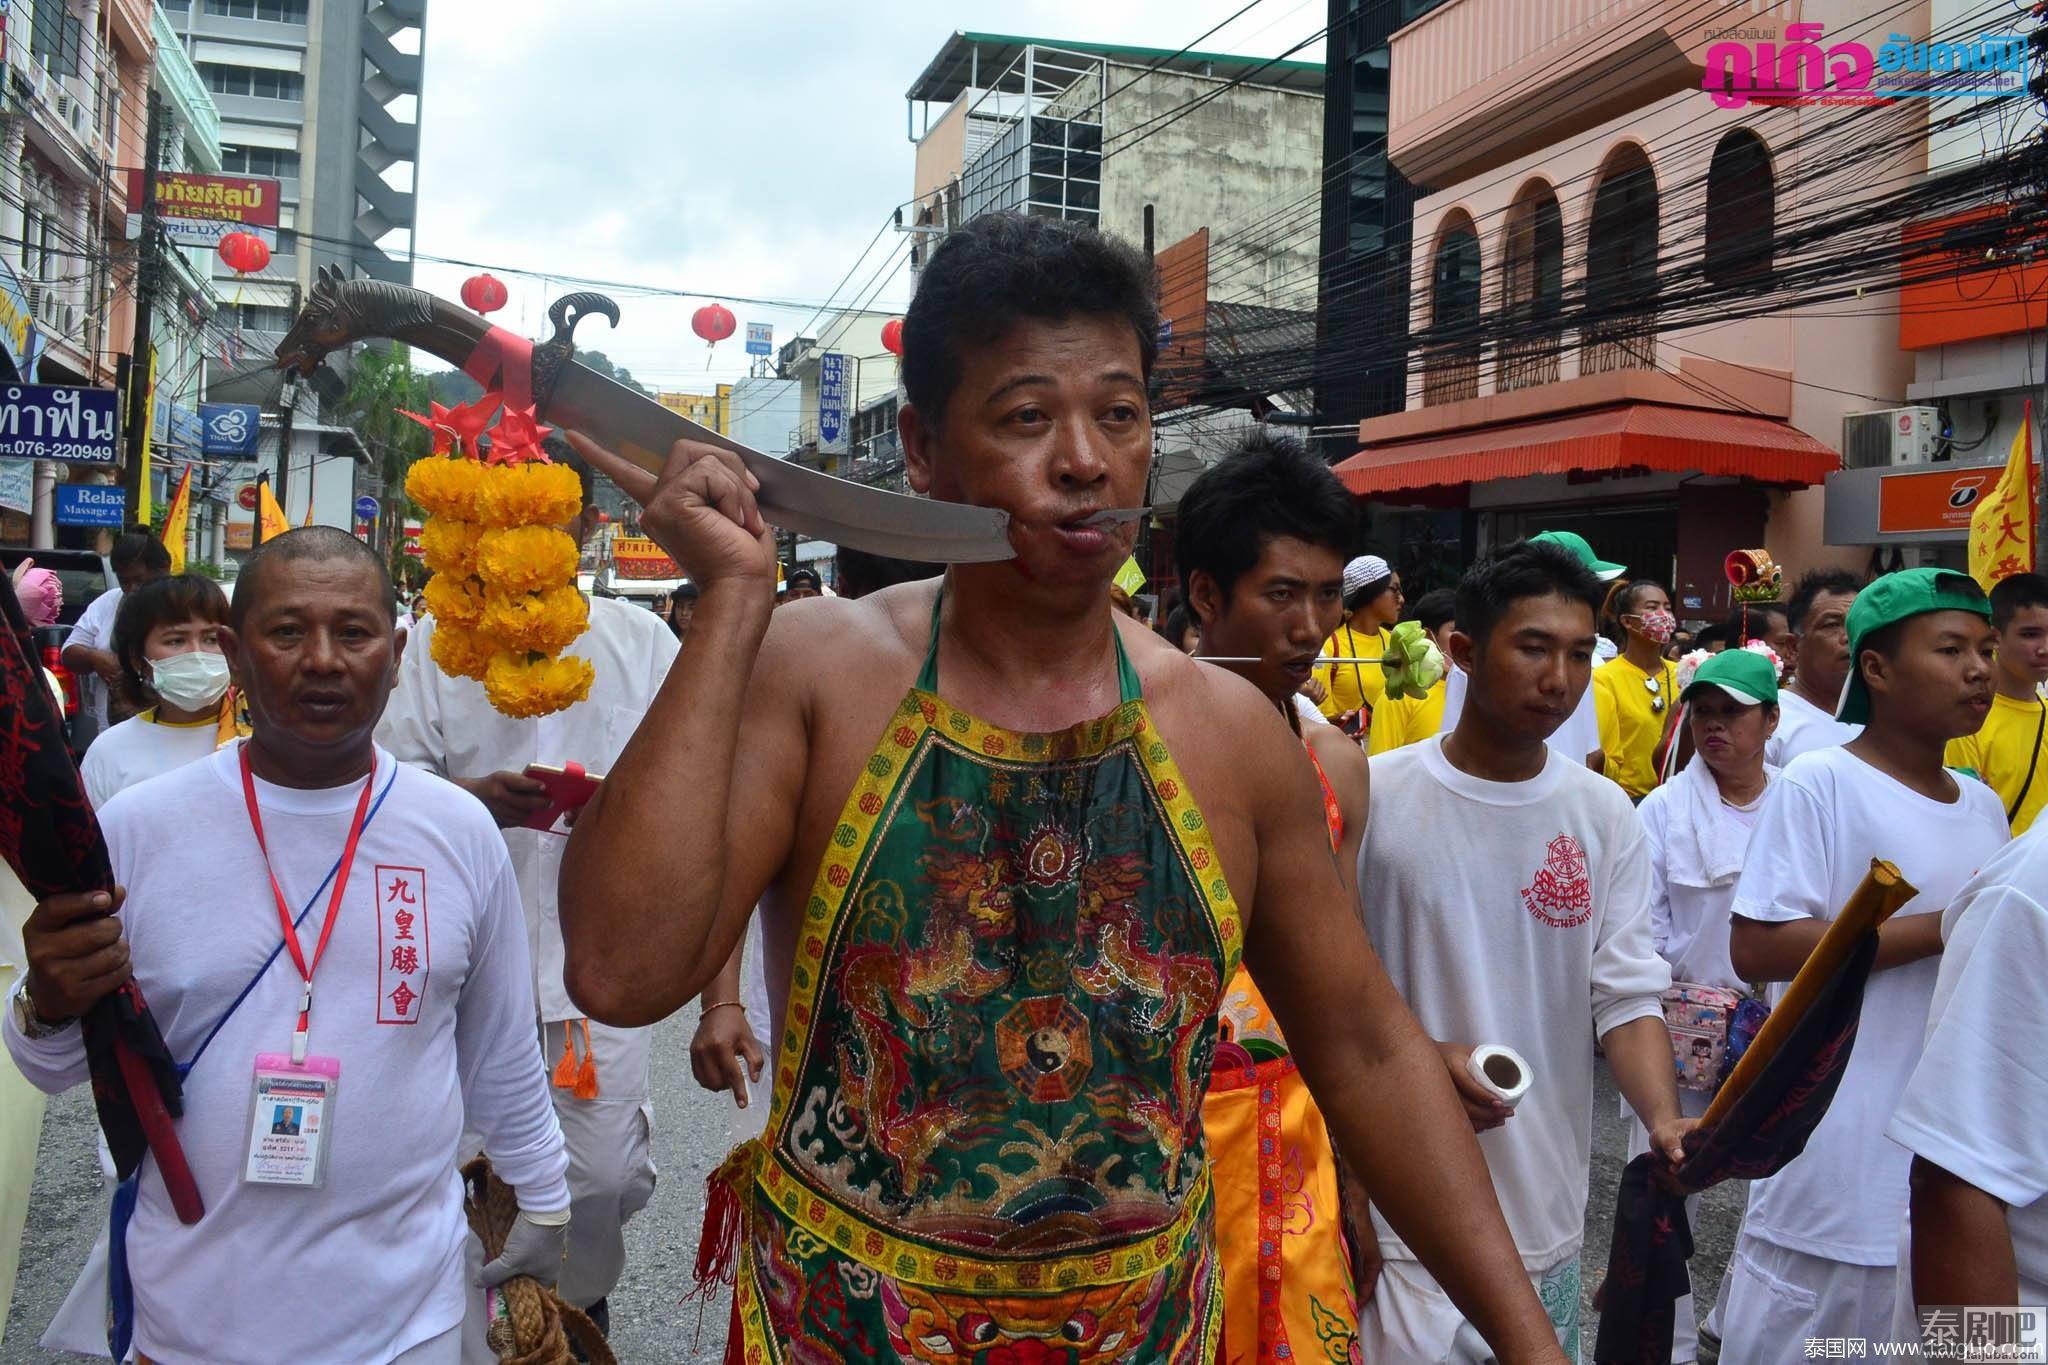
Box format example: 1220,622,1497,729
1521,834,1593,929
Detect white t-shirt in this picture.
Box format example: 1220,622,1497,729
80,709,219,807
1635,772,1766,990
377,597,679,1022
3,744,569,1364
1731,746,2009,1264
1358,738,1670,1269
1440,664,1600,763
1888,829,2048,1309
1765,688,1861,768
68,585,122,730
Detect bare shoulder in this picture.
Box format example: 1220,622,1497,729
1303,720,1369,797
1136,639,1298,784
754,578,938,684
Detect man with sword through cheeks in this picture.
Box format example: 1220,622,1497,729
558,212,1572,1363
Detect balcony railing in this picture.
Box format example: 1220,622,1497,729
1579,312,1657,377
1496,332,1564,392
1420,347,1481,406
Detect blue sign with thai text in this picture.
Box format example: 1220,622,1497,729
199,403,261,457
0,385,120,464
818,352,849,456
54,483,127,527
354,494,379,522
745,322,773,357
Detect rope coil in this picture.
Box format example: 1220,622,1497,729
462,1157,617,1365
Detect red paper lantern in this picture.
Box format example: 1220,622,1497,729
691,303,736,345
460,272,508,314
881,318,904,356
218,231,270,275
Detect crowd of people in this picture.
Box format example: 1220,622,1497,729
4,210,2046,1365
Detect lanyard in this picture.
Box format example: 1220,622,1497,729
239,745,377,1064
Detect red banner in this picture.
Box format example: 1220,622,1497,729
124,171,281,228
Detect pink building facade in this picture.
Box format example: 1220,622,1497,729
1335,0,1941,617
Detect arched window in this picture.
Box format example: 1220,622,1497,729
1500,181,1565,391
1705,129,1775,286
1423,214,1482,405
1583,144,1659,375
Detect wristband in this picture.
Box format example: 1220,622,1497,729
701,1000,745,1016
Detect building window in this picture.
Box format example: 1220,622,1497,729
220,145,300,179
1499,180,1565,392
200,0,310,20
230,303,296,331
1583,144,1660,376
272,227,296,258
1705,129,1775,287
201,63,304,100
30,0,84,78
1422,214,1482,405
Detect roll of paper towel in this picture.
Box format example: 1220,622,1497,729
1467,1044,1533,1109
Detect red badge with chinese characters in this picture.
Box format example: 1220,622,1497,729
375,865,430,1024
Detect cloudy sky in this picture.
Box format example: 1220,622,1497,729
405,0,1326,396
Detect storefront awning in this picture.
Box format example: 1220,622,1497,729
1334,403,1840,498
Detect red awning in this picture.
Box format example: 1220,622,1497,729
1334,403,1840,497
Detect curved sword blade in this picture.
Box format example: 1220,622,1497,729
542,362,1017,564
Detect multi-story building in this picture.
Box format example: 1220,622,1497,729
656,384,733,436
1324,0,2027,609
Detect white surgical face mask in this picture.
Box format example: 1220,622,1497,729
150,649,231,712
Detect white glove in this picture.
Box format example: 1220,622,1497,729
481,1207,570,1288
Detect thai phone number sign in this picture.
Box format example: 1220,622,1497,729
0,384,120,464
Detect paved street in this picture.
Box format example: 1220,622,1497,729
5,1030,1741,1363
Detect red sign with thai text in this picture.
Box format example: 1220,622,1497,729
124,170,281,228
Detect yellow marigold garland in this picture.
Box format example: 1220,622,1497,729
409,391,590,717
482,585,590,655
420,518,484,578
477,526,580,595
484,652,595,719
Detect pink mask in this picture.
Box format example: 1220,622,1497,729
1631,609,1677,644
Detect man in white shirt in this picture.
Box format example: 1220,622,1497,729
1358,537,1689,1362
1765,568,1863,766
1725,567,2008,1361
7,526,568,1365
1887,827,2048,1351
378,450,677,1334
1438,530,1621,769
61,532,172,746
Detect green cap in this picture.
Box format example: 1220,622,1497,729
1836,568,1991,724
1683,648,1779,707
1531,530,1626,581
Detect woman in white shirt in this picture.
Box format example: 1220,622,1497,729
1628,645,1779,1363
79,573,234,808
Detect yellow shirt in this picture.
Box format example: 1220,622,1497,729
1368,680,1447,756
1946,690,2048,835
1316,623,1391,723
1593,654,1678,799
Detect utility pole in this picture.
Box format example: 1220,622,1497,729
122,90,168,522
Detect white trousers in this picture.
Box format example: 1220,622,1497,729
1714,1233,1899,1365
1360,1249,1582,1364
537,1016,656,1308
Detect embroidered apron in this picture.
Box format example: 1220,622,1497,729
713,598,1241,1364
1203,743,1361,1365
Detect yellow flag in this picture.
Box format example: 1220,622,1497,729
160,464,191,573
1969,399,2037,592
256,474,291,545
136,349,157,525
301,492,314,528
1113,556,1147,597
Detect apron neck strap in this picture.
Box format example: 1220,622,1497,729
917,583,1142,705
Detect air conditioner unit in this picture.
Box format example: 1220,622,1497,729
23,284,43,314
54,93,73,125
1842,406,1940,468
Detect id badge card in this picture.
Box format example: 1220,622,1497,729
244,1053,340,1188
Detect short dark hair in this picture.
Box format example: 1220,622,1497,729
1989,572,2048,631
1174,430,1356,602
1455,538,1604,647
900,212,1159,424
542,434,596,508
1163,602,1195,645
233,526,395,627
1614,579,1668,617
1410,588,1456,636
111,531,172,574
1693,623,1737,650
112,573,229,707
1787,568,1861,632
833,547,938,600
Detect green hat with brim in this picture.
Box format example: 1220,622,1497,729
1531,529,1626,582
1682,648,1778,707
1835,568,1991,725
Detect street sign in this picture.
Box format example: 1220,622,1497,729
745,322,773,357
402,519,423,557
53,483,126,527
818,352,849,456
237,483,258,512
354,494,379,522
125,171,281,251
0,385,119,464
200,403,261,456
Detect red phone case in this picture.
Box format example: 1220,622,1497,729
522,762,601,833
